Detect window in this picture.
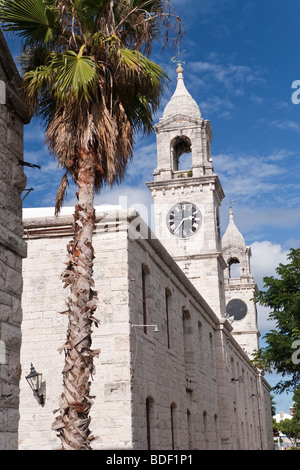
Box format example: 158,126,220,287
209,331,214,370
142,265,150,334
203,411,208,449
170,403,177,450
171,136,192,171
198,321,203,366
146,397,154,450
165,289,171,349
183,309,194,380
187,409,193,450
182,309,190,363
214,414,219,450
228,257,241,279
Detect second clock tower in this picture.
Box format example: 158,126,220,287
147,63,226,317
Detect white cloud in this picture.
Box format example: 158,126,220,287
24,126,45,143
189,60,265,91
199,96,234,118
250,241,289,333
250,241,289,289
127,141,157,182
257,304,275,334
237,207,300,232
270,120,300,134
66,183,154,230
213,149,300,216
214,152,285,201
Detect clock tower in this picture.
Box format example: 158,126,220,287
222,207,260,356
147,63,226,317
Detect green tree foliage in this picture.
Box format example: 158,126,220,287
293,386,300,419
253,247,300,393
277,418,300,448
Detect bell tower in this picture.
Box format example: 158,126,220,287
222,207,260,356
147,63,226,317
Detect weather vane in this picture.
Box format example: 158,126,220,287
228,196,237,209
171,44,186,66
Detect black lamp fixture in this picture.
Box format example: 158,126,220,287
25,363,44,405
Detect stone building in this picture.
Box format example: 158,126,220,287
0,30,30,450
18,64,273,450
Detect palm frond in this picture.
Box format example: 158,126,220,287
117,49,169,133
55,172,69,216
0,0,60,45
23,47,100,107
50,48,100,103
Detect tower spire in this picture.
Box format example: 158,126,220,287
162,48,201,120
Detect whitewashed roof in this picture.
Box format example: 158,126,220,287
222,208,246,249
162,64,202,120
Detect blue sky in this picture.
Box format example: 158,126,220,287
6,0,300,413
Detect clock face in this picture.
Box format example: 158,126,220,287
167,202,202,239
226,299,248,321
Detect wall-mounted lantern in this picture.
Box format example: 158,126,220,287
25,363,44,405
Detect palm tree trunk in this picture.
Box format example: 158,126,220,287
53,146,99,450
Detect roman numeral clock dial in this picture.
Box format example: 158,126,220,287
167,202,202,239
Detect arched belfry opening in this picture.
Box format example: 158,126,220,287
228,257,241,279
171,136,192,172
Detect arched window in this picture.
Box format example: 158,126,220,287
228,257,241,279
203,411,208,449
182,309,192,366
170,403,177,450
214,414,219,450
171,136,192,171
209,331,214,369
165,288,171,349
146,397,154,450
198,322,203,367
187,409,193,450
142,264,150,334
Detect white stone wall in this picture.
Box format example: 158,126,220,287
128,234,220,450
147,176,226,318
19,209,273,450
19,212,133,450
0,44,28,449
126,218,273,450
224,283,259,357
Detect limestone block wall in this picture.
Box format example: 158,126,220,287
20,209,273,450
126,216,273,450
214,320,273,450
128,234,220,450
19,210,133,450
147,177,226,319
0,31,29,450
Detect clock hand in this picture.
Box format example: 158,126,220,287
174,216,192,233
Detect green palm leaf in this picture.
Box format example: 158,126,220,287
0,0,60,45
25,46,100,106
51,47,100,103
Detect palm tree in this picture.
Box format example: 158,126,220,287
0,0,183,450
